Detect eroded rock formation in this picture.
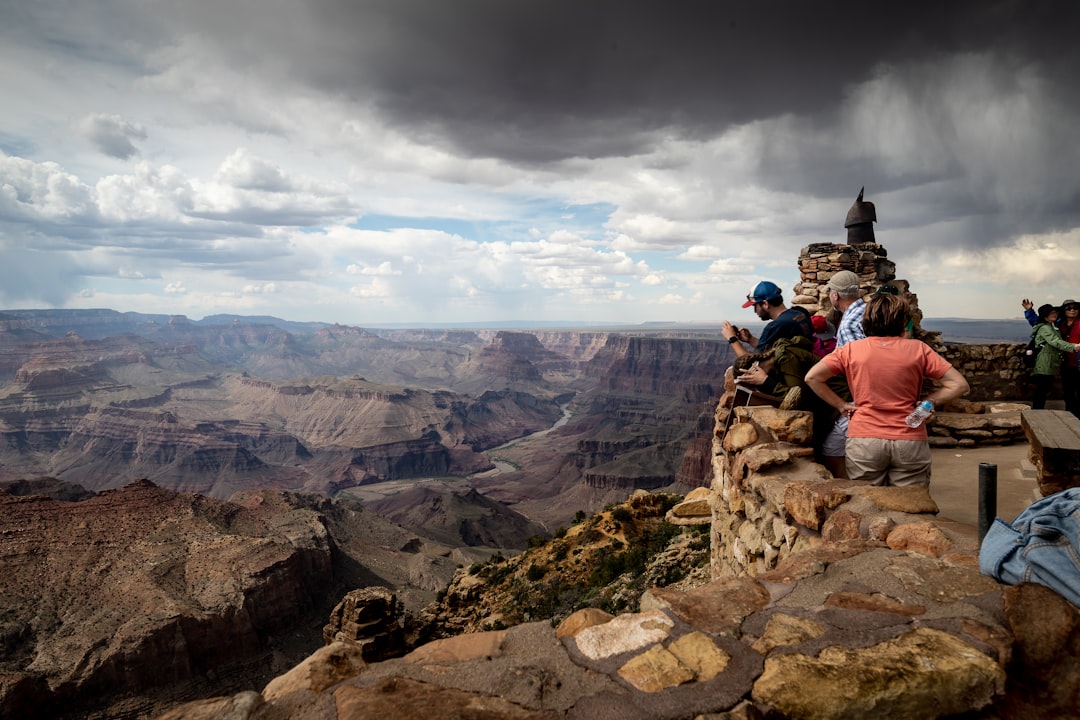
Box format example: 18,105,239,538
0,335,567,498
585,335,729,397
0,478,496,719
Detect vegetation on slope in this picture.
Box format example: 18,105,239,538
416,490,710,637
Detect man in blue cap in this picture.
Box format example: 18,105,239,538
722,280,814,358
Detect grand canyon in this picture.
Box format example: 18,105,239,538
1,298,1061,720
0,308,733,718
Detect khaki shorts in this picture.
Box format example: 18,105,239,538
845,436,932,487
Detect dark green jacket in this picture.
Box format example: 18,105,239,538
1032,322,1075,376
761,336,851,409
759,335,850,453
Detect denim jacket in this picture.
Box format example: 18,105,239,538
979,487,1080,606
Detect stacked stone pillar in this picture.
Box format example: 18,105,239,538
791,241,940,347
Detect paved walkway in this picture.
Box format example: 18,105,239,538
929,442,1036,541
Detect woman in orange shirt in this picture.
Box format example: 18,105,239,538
804,294,969,487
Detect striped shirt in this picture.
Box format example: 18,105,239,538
835,298,866,348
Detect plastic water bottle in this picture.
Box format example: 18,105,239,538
905,400,934,428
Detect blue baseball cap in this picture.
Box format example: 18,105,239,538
741,281,782,308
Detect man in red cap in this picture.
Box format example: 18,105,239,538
722,280,813,358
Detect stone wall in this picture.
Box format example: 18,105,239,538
942,341,1033,402
925,402,1027,447
705,393,1079,717
711,365,1027,578
793,241,896,316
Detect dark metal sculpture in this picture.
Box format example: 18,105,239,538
844,186,876,244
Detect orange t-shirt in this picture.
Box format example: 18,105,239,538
821,337,953,440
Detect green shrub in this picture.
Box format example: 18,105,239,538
659,494,681,514
484,563,512,584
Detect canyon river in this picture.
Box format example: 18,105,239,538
338,403,573,503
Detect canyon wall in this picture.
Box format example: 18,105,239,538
585,335,731,397
0,476,509,719
0,481,334,719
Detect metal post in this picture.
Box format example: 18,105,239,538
978,463,998,544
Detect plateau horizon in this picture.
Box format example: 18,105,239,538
0,307,1035,344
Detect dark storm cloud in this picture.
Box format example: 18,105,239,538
166,0,1080,163
153,0,1080,257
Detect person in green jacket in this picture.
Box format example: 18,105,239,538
1031,303,1080,409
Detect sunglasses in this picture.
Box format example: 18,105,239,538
875,285,900,296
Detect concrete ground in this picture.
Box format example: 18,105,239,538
929,442,1038,536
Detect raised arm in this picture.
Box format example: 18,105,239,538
722,320,754,357
1021,298,1037,326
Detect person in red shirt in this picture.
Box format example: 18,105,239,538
1058,299,1080,417
810,314,837,358
804,294,969,486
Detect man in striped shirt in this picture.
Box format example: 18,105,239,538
828,271,866,348
819,269,864,478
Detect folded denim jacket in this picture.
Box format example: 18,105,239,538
979,486,1080,606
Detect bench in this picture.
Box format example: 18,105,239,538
1021,409,1080,496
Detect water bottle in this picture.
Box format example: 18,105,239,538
905,400,934,428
